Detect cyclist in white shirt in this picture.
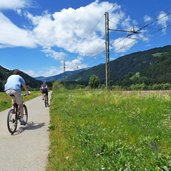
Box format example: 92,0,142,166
4,69,29,125
40,82,48,101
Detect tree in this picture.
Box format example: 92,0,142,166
0,81,3,92
52,81,64,90
89,75,100,89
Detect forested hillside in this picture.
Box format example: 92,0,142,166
66,45,171,86
1,45,171,91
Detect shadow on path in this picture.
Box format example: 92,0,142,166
15,122,45,135
25,122,45,130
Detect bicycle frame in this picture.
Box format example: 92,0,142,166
10,94,20,115
7,94,28,134
13,103,19,113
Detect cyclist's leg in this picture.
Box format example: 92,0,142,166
6,89,17,108
42,92,44,100
14,91,23,115
17,100,26,125
43,93,45,100
46,91,49,102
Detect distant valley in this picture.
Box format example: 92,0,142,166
1,45,171,91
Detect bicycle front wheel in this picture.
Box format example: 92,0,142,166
7,109,18,134
23,104,28,124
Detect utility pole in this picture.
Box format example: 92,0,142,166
63,60,66,88
63,60,66,73
104,12,141,90
105,12,110,90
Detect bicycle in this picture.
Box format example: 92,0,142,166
43,93,49,107
7,94,28,135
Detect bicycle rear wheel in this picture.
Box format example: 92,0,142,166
7,109,18,134
22,104,28,124
44,95,48,107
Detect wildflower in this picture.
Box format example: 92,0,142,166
101,165,105,170
65,156,69,160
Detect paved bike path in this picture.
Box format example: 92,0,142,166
0,93,51,171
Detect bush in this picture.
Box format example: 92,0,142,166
130,83,146,90
0,81,3,92
151,83,171,90
89,75,100,89
52,81,64,90
111,85,123,90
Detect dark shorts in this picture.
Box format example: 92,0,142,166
42,88,48,96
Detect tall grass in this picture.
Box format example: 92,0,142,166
0,91,40,112
0,92,11,111
47,89,171,170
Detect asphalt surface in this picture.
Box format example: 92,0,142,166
0,93,50,171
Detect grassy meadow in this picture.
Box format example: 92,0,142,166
47,89,171,171
0,91,41,112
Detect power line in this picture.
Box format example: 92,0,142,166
81,21,171,68
70,25,171,82
110,10,171,49
69,9,171,75
83,3,118,39
64,4,118,72
115,23,171,52
69,4,118,70
139,11,171,31
150,23,171,34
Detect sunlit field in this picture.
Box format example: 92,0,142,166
0,91,41,112
47,89,171,170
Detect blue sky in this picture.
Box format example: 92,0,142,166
0,0,171,77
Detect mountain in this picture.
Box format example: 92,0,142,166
1,45,171,91
35,76,46,82
66,45,171,86
0,66,42,91
35,69,86,82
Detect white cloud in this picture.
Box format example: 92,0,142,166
24,66,61,77
26,1,124,56
65,57,87,71
0,1,144,60
42,47,67,61
42,66,61,77
157,11,169,33
24,58,87,77
24,70,38,77
0,12,37,48
112,19,149,53
112,36,137,53
138,34,149,42
0,0,30,10
108,7,124,30
74,36,105,56
144,15,152,23
121,17,135,31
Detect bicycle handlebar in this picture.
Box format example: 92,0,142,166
21,94,27,96
21,91,31,96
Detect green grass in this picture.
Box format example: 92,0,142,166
47,89,171,171
0,91,40,112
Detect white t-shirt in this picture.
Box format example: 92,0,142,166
4,75,25,92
